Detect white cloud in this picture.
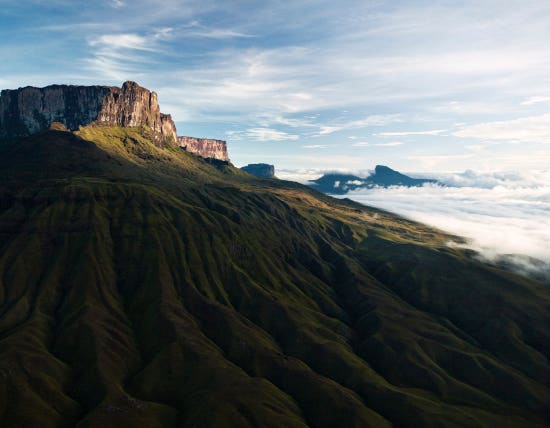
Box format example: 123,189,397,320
89,33,155,51
521,96,550,106
85,30,172,80
374,141,404,147
276,168,324,183
407,154,474,170
318,126,342,135
246,127,299,141
377,129,446,136
432,101,505,115
353,141,404,147
340,170,550,276
109,0,125,8
180,22,254,39
302,144,329,149
316,115,403,136
453,114,550,142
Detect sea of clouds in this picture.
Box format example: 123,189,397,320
334,170,550,280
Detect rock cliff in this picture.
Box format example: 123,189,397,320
241,163,275,178
0,81,177,144
178,136,229,162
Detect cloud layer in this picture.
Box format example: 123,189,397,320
341,170,550,277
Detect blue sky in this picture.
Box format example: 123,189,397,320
2,0,550,175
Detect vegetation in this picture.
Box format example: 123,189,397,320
0,126,548,427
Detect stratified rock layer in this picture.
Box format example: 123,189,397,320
0,81,177,144
241,163,275,178
178,136,229,161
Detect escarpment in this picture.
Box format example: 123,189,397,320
241,163,275,178
178,136,229,162
0,81,233,160
0,81,177,144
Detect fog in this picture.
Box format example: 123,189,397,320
341,170,550,279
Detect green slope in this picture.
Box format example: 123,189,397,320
0,126,549,428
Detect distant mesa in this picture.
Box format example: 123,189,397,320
0,81,230,162
241,163,275,178
309,165,437,194
178,136,229,162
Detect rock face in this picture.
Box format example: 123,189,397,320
0,81,177,144
178,136,229,162
241,163,275,178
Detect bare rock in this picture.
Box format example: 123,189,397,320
178,136,229,162
0,81,177,145
241,163,275,178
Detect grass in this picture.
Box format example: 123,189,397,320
0,126,548,427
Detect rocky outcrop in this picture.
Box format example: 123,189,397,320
178,136,229,162
0,81,177,144
241,163,275,178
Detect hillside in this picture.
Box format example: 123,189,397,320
0,126,549,428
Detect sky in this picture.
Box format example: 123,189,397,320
2,0,550,173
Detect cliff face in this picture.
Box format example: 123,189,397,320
241,163,275,178
0,81,177,144
178,136,229,162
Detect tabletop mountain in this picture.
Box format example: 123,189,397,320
0,83,548,428
310,165,437,194
241,163,276,178
0,81,177,145
178,136,229,161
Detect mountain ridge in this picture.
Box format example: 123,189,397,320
0,80,549,427
0,81,177,145
0,81,230,162
0,125,548,427
309,165,437,194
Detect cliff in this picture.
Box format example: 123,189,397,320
0,81,177,144
241,163,275,178
178,136,229,162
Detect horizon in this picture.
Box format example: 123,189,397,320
2,0,550,173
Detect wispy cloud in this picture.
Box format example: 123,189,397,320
246,128,299,141
353,141,404,147
178,20,254,39
453,114,550,142
407,154,474,170
377,130,446,137
184,29,254,39
521,96,550,106
316,114,403,135
84,28,175,80
302,144,329,149
109,0,126,8
376,141,404,146
318,126,342,135
89,33,156,51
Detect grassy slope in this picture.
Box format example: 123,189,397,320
0,126,548,428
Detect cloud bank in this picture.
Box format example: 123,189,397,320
341,170,550,280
